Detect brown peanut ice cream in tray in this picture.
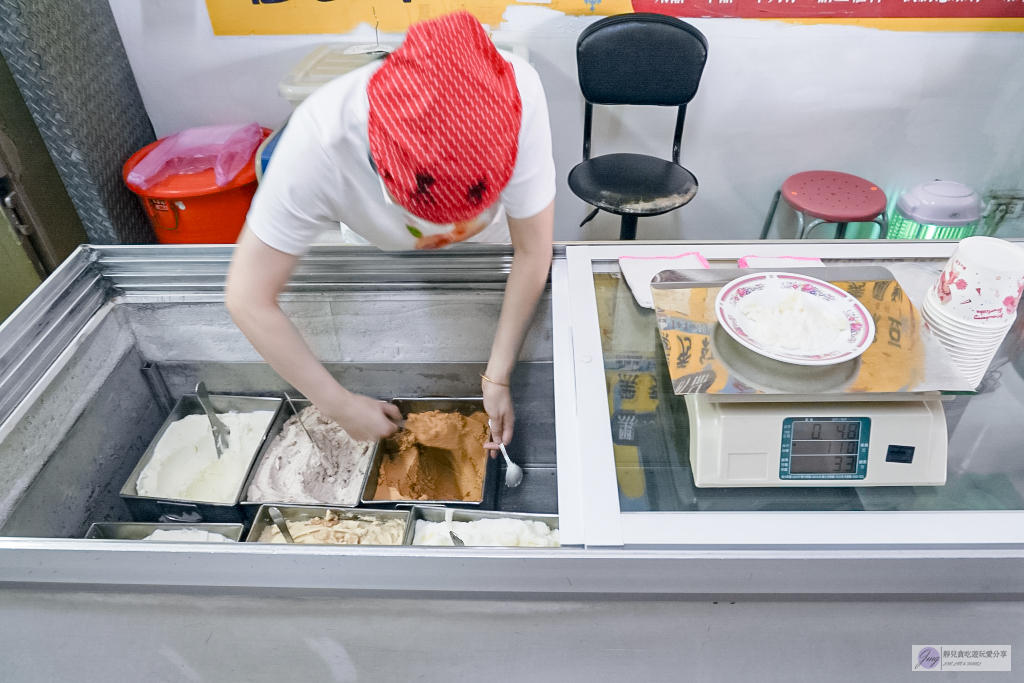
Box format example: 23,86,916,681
374,410,490,502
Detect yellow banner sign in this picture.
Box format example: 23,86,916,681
205,0,632,36
206,0,1023,35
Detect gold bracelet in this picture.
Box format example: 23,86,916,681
480,373,510,388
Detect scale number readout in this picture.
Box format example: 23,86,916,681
780,417,870,480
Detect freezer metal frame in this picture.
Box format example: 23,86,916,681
0,242,1022,597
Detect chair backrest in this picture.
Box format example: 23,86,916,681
576,14,708,107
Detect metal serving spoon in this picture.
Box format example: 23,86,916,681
268,506,294,543
489,419,523,488
195,382,230,458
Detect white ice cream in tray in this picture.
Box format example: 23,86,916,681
121,394,282,521
407,506,560,547
84,522,245,541
413,517,560,547
137,412,275,503
142,528,236,542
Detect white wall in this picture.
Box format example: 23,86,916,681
110,0,1024,241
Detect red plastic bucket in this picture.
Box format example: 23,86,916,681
123,128,271,244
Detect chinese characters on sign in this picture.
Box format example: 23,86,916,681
913,645,1012,672
633,0,1023,17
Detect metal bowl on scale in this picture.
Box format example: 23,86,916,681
709,323,862,395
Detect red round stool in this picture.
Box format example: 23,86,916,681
759,170,888,239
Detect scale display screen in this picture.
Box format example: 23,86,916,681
779,417,870,480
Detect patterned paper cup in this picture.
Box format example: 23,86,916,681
932,236,1024,327
955,360,995,372
932,335,1002,354
924,325,1006,357
942,342,999,362
945,346,999,388
921,294,1012,387
937,344,1003,363
925,287,1013,332
923,294,1011,338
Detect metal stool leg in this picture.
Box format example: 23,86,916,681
619,214,638,241
580,207,600,228
873,215,888,239
802,218,828,239
760,189,782,240
835,222,849,239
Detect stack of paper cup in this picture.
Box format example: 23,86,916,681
922,236,1024,387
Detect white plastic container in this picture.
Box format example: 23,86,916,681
278,44,395,109
278,40,530,109
887,181,982,240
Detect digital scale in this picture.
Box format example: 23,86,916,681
685,394,948,487
647,265,970,489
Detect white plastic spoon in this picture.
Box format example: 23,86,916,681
489,419,523,488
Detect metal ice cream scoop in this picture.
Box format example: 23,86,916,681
450,531,465,546
489,419,523,488
283,392,321,457
195,382,230,458
268,506,294,543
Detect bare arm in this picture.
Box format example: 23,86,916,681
483,200,554,451
225,226,399,441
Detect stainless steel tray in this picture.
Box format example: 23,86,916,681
120,393,283,524
246,504,410,544
404,505,559,546
240,397,373,520
84,522,244,541
360,398,498,510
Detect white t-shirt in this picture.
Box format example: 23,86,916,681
247,51,555,254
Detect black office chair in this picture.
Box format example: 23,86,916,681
569,14,708,241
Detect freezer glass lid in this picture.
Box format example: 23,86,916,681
592,260,1024,513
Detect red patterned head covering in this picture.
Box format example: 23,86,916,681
368,11,522,225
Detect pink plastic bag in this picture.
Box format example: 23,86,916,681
127,123,263,190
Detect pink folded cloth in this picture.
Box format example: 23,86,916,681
619,253,826,309
619,252,710,309
737,255,825,269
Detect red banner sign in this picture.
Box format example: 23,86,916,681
632,0,1024,19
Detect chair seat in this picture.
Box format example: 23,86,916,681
568,153,697,216
781,170,886,223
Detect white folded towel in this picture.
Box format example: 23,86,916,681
619,252,710,309
737,255,825,269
